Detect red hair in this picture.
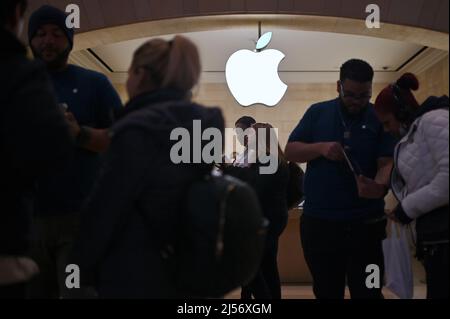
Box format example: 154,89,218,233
374,73,420,117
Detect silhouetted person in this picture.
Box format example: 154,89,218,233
0,0,72,299
224,123,289,299
27,5,122,299
72,36,224,298
285,59,396,299
234,116,256,168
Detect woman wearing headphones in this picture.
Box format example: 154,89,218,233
373,73,449,299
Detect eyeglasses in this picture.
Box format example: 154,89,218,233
339,83,372,101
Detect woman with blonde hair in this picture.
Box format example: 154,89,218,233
72,36,225,298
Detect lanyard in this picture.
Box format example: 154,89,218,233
337,102,370,144
337,105,356,142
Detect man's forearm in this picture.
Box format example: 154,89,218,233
375,158,394,187
285,142,324,163
356,158,393,200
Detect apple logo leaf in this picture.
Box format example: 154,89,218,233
256,32,272,51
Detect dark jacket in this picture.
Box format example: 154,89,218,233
0,28,72,255
415,95,449,119
224,160,290,237
72,89,224,298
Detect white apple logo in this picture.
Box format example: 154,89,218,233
226,32,288,107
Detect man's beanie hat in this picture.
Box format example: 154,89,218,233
28,5,74,48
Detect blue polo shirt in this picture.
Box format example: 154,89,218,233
37,65,122,216
289,98,396,221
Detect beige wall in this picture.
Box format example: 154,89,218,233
415,55,449,104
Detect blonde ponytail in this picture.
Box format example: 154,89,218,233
163,35,201,92
132,35,201,93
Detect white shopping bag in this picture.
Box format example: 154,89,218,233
382,221,414,299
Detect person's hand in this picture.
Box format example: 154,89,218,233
356,175,387,199
65,112,81,138
320,142,344,161
385,210,400,223
390,204,414,225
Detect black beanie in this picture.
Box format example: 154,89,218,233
28,5,74,49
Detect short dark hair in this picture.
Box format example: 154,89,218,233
235,116,256,129
0,0,26,26
340,59,374,83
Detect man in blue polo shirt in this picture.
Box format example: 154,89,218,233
27,5,122,298
286,59,396,299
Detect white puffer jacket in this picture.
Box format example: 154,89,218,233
392,103,449,220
